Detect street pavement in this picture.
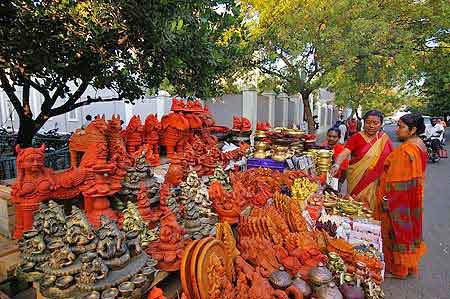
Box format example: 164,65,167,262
382,125,450,299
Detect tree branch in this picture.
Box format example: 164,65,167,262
0,69,23,114
44,80,90,118
50,96,124,117
257,64,288,81
22,81,32,118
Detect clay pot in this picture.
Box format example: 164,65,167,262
315,282,343,299
132,274,146,289
339,282,364,299
118,281,135,298
101,288,119,299
309,263,333,288
269,267,292,289
292,273,312,298
84,291,100,299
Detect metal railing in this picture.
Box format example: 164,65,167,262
0,147,71,181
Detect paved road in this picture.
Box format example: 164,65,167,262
382,125,450,299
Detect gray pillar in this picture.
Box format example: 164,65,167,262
278,93,289,127
262,90,276,126
242,87,258,130
289,94,302,127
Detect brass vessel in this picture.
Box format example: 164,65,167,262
255,130,268,139
272,146,288,162
254,141,270,159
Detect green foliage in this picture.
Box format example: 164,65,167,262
0,0,246,145
417,47,450,116
241,0,450,123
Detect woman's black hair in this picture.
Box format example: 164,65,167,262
327,127,341,138
400,113,425,135
363,110,384,123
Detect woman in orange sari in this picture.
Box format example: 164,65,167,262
330,110,393,210
321,127,349,181
376,113,427,279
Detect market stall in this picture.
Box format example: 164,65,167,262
8,97,385,299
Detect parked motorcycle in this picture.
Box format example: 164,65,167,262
421,134,442,163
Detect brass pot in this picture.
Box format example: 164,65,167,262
272,146,288,162
255,130,268,138
286,129,304,138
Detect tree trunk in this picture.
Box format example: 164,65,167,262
301,90,315,133
15,116,43,149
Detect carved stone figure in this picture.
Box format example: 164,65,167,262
48,245,76,269
97,216,127,259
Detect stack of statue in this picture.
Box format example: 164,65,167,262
118,149,160,207
136,183,161,227
160,98,190,159
179,171,217,240
121,201,159,248
65,206,97,255
147,211,189,272
159,184,181,219
16,201,158,299
208,164,232,192
143,114,161,166
123,115,144,155
106,114,132,190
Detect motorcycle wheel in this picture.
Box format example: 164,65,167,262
431,153,440,163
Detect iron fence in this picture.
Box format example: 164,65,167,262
0,147,71,181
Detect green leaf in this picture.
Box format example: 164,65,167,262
177,19,183,31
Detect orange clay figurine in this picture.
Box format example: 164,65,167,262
148,287,165,299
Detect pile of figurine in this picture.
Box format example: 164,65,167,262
16,201,158,299
11,96,388,299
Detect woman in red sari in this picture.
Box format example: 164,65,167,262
376,113,427,279
330,110,393,210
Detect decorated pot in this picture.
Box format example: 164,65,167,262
339,282,365,299
315,282,343,299
269,267,292,289
309,263,333,288
292,273,312,298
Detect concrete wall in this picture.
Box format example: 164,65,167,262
0,85,341,135
207,94,242,127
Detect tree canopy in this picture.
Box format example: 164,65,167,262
241,0,450,127
0,0,246,146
